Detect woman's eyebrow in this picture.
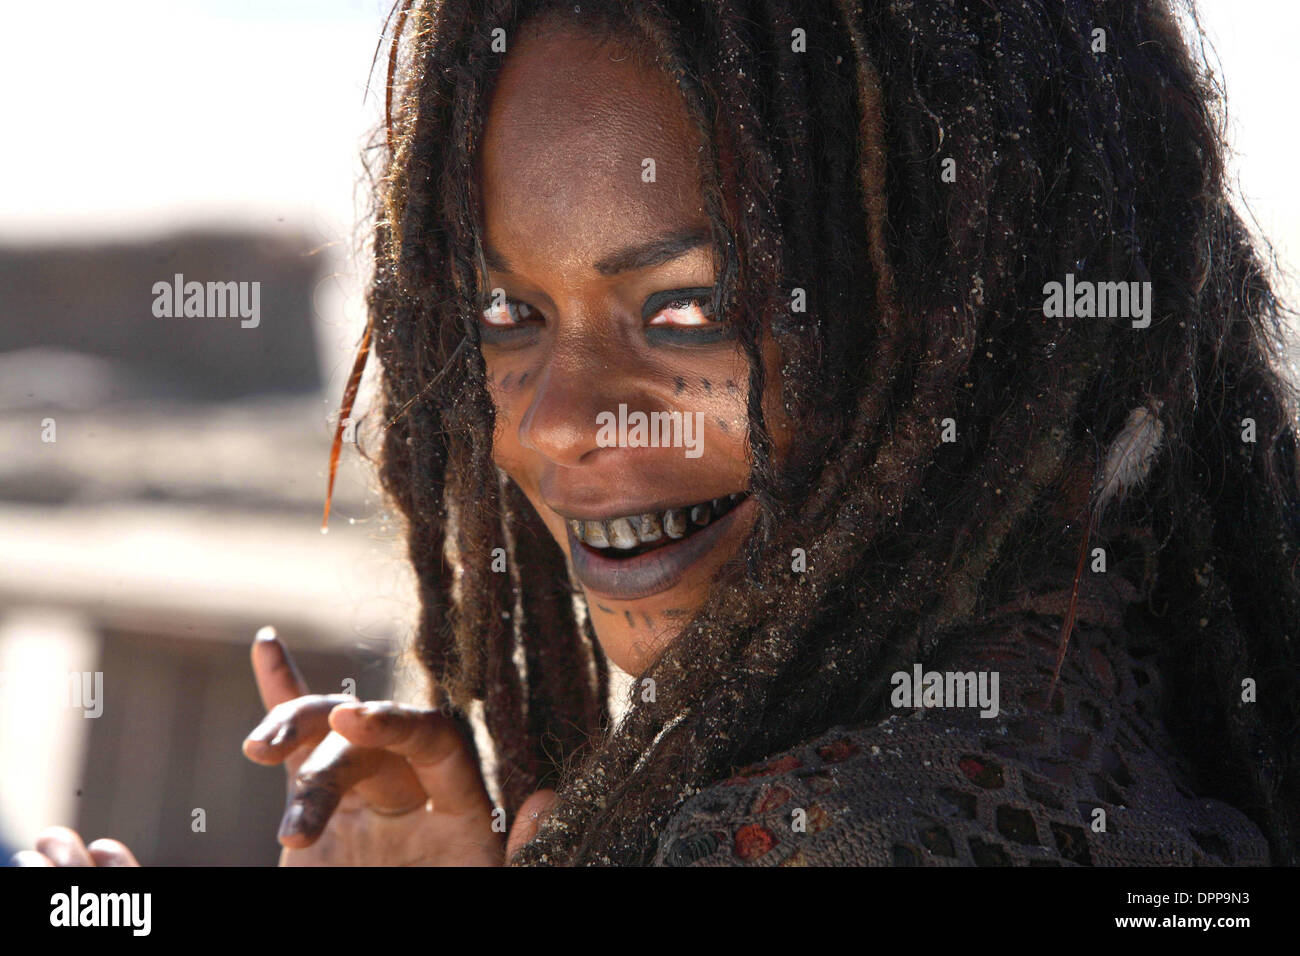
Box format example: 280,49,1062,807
481,226,712,278
592,226,712,276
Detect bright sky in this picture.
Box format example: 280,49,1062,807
0,0,385,245
0,0,390,385
1,0,1296,332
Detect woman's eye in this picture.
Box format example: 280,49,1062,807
481,297,538,327
642,287,718,327
647,296,713,327
641,286,732,345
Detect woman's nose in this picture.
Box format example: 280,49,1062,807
515,326,683,468
516,345,628,467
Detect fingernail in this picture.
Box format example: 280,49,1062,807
246,724,275,744
255,625,277,643
269,724,291,747
278,803,304,839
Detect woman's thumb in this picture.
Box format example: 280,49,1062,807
505,789,557,861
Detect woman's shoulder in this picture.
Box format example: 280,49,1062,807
655,710,1270,867
654,583,1271,867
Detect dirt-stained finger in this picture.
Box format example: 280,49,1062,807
250,627,310,712
243,693,357,766
278,731,425,847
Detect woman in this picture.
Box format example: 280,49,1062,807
21,0,1300,867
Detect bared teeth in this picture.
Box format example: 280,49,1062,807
608,517,639,549
569,494,746,549
637,513,663,543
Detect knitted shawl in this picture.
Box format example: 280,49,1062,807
654,572,1269,866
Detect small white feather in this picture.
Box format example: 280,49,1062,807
1096,401,1165,510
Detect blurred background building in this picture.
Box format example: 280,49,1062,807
0,0,1296,864
0,230,418,865
0,0,420,865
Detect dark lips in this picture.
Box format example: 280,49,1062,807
567,497,755,601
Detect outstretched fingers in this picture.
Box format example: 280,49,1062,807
243,693,357,769
329,702,487,816
250,626,310,712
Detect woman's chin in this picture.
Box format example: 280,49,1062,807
564,497,758,675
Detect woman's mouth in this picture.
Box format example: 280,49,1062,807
564,493,753,600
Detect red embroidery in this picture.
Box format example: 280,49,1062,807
745,754,803,777
753,784,793,813
817,738,861,763
734,824,777,860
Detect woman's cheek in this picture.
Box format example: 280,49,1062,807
484,362,519,463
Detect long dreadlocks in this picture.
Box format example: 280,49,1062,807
351,0,1300,864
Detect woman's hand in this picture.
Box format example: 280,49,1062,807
7,627,556,867
244,628,551,866
10,827,139,867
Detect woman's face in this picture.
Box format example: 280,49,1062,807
476,20,788,676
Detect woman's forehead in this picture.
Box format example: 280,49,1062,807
478,21,708,265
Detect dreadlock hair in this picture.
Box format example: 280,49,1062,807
357,0,1300,864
